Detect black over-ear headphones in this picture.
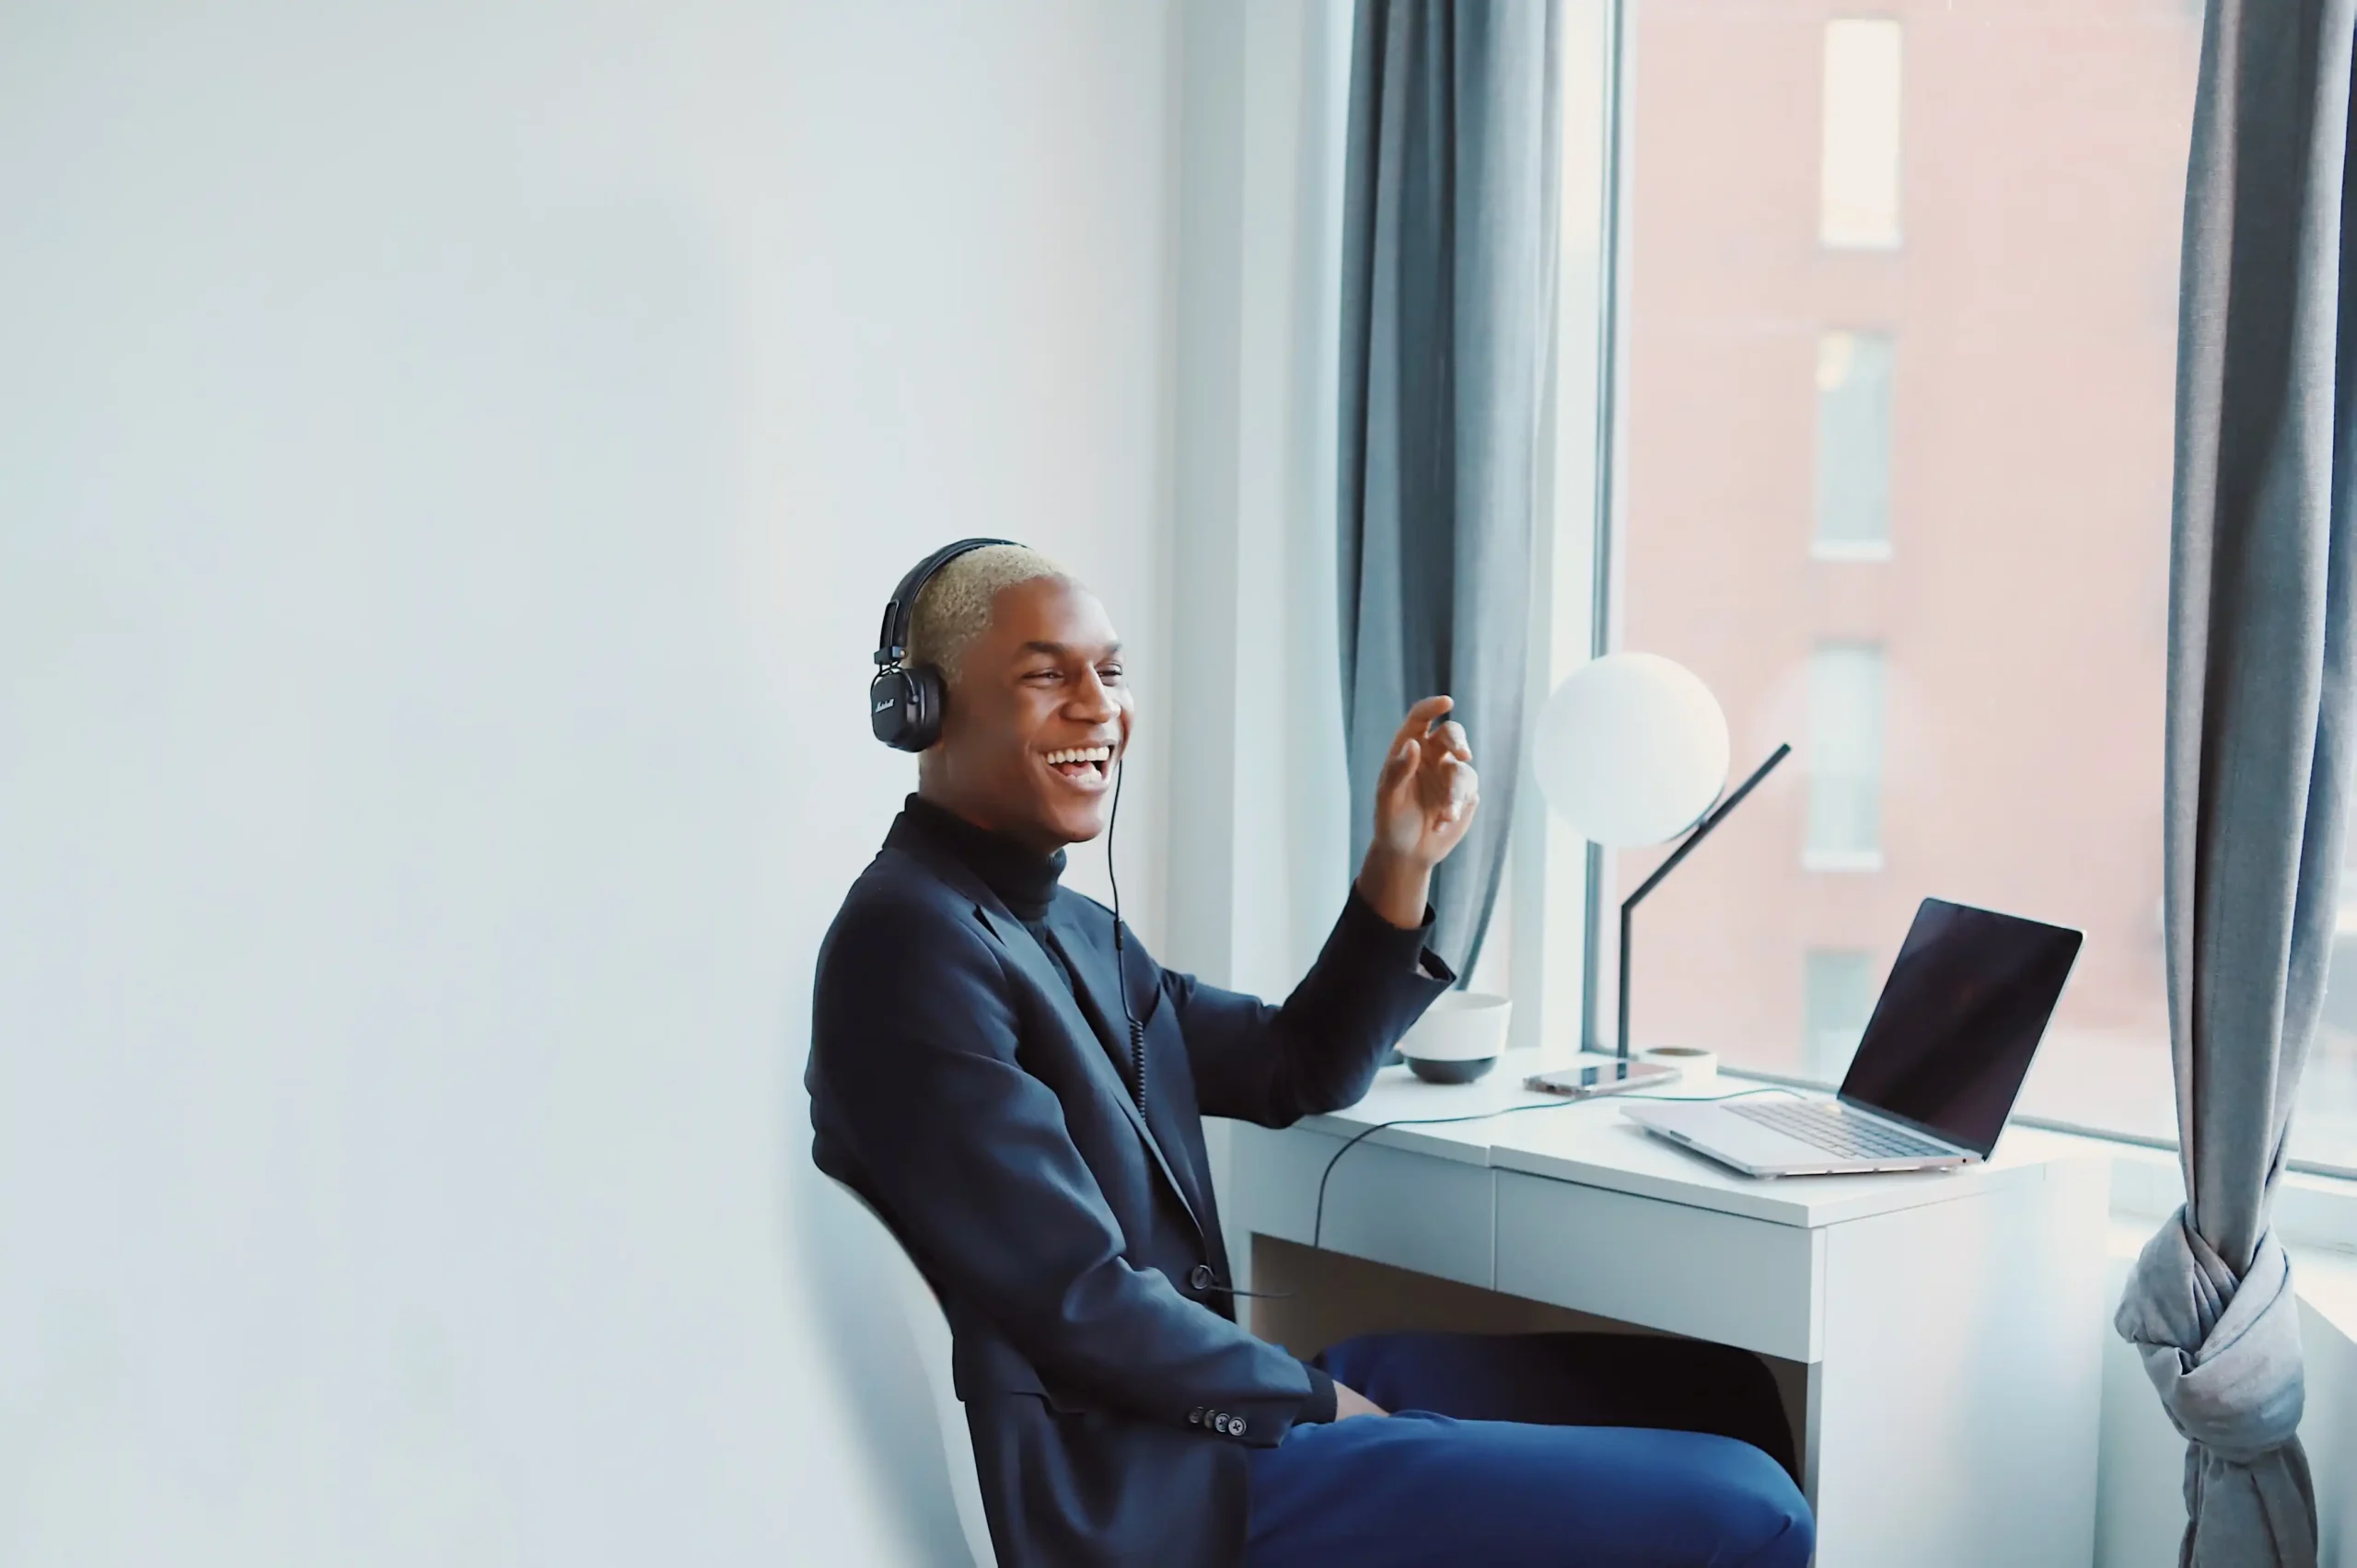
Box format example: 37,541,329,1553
869,537,1018,751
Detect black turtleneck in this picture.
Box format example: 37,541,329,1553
900,795,1065,920
898,796,1086,1002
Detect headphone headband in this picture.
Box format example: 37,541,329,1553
874,537,1018,668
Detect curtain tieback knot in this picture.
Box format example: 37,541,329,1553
2116,1206,2305,1460
2116,1206,2316,1566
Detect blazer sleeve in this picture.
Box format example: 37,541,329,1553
1174,889,1455,1128
809,893,1328,1447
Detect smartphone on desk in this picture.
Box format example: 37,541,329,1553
1523,1056,1678,1099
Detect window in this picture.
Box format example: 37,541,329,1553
2309,819,2357,1157
1582,1,2277,1160
1804,949,1878,1082
1814,331,1894,558
1819,19,1902,249
1805,644,1886,867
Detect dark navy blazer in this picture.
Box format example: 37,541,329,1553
807,809,1450,1566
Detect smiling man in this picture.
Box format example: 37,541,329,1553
807,542,1812,1568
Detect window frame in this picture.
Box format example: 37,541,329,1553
1555,0,2357,1200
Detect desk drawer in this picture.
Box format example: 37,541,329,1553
1233,1124,1495,1289
1493,1170,1822,1361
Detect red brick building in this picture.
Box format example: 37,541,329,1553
1611,0,2201,1133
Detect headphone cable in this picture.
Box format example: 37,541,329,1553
1106,757,1145,1116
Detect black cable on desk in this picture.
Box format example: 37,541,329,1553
1308,1086,1797,1251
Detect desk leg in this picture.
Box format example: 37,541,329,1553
1805,1160,2109,1568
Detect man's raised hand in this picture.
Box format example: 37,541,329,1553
1355,696,1480,930
1370,696,1479,869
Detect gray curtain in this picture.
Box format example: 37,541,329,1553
1337,0,1560,976
2113,4,2357,1564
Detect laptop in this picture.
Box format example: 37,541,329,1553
1621,899,2083,1178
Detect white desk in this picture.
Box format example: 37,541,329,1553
1228,1065,2112,1568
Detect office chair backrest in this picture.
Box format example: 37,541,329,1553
821,1176,997,1567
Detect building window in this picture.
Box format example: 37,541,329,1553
1820,19,1902,249
1589,3,2311,1154
1805,949,1880,1082
1805,644,1886,868
1815,331,1894,559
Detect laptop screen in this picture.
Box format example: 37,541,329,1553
1838,899,2083,1157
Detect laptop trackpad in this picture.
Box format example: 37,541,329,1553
1623,1102,1834,1174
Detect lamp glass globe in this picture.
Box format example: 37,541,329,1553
1532,652,1731,847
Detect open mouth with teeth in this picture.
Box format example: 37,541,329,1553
1042,744,1116,785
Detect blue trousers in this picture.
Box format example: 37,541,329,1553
1246,1331,1815,1568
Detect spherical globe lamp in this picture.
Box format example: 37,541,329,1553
1529,653,1791,1058
1532,653,1731,845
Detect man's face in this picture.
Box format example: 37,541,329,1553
926,575,1132,852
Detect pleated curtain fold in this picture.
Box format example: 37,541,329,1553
2114,4,2357,1564
1337,0,1562,977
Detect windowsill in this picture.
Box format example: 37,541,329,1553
2107,1213,2357,1353
2096,1135,2357,1257
1802,849,1886,873
2079,1132,2357,1348
2295,1247,2357,1346
1810,540,1893,563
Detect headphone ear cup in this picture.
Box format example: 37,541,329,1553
900,665,946,751
869,668,917,749
869,666,947,752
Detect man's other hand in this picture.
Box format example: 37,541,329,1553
1357,696,1480,929
1334,1382,1388,1420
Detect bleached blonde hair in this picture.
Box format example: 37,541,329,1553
906,543,1070,686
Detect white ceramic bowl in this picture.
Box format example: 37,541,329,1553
1397,992,1512,1084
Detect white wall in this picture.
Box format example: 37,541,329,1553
0,5,1178,1563
1164,0,1353,1004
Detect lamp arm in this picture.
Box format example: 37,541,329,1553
1620,743,1794,915
1614,742,1793,1058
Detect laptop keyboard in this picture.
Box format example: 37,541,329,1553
1727,1098,1955,1161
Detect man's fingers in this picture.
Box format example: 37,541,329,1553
1374,698,1476,851
1434,757,1479,821
1374,736,1421,808
1389,695,1455,756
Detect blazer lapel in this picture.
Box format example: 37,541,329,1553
970,902,1209,1246
1043,900,1218,1240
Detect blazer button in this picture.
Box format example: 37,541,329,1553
1189,1407,1203,1426
1189,1263,1216,1292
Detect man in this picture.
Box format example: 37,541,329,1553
808,542,1813,1567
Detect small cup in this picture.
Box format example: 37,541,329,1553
1637,1045,1719,1097
1398,992,1512,1084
